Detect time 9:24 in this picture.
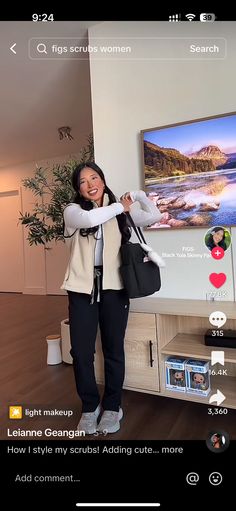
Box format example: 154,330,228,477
32,14,54,22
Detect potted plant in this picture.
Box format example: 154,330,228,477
19,135,94,247
20,135,94,363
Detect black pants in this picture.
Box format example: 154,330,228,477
67,276,130,413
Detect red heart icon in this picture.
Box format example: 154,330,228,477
209,273,226,288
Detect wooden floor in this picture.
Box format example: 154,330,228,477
1,293,236,440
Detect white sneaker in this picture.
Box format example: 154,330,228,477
97,408,123,434
77,405,101,434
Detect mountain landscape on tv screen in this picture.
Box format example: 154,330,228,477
144,141,236,179
144,142,236,228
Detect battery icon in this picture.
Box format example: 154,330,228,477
200,13,215,22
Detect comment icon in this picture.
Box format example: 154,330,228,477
209,311,226,329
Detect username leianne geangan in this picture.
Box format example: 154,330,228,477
7,428,86,438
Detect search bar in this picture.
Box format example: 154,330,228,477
29,37,227,60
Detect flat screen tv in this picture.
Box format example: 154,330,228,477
141,111,236,229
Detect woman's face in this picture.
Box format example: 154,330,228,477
213,230,224,245
79,167,105,206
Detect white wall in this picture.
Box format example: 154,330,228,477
89,21,236,301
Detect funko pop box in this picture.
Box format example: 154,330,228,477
185,359,211,396
165,357,188,392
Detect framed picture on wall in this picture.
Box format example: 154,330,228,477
141,111,236,229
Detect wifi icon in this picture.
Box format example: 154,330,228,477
185,13,196,21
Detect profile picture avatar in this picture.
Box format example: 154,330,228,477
206,430,230,452
204,226,231,252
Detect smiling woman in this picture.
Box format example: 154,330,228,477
61,161,161,435
79,167,106,206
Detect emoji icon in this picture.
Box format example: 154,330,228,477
9,406,23,419
209,472,223,485
209,273,226,288
209,311,227,329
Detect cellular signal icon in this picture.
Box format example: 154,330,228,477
185,13,196,21
169,14,180,22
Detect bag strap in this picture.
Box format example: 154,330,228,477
125,212,147,244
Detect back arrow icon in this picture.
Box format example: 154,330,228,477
10,43,16,54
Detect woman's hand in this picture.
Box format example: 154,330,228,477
119,192,133,212
120,192,133,201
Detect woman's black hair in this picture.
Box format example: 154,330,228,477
70,161,131,243
206,226,227,251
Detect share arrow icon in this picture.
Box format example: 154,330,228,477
209,390,226,406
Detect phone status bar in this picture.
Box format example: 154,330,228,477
1,7,236,22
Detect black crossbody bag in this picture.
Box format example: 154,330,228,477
119,213,161,299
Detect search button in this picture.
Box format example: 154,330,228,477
37,43,47,54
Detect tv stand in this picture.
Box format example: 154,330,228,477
95,298,236,409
